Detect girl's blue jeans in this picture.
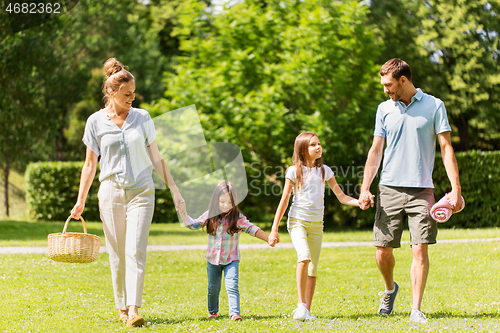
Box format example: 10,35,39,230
206,260,240,316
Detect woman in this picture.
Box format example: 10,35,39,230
71,58,184,327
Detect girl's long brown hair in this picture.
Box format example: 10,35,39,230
205,181,242,236
291,131,325,191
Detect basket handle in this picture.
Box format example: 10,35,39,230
63,215,87,234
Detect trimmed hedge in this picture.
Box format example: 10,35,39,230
323,150,500,229
433,150,500,228
25,162,177,223
25,151,500,227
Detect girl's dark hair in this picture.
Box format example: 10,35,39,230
291,131,325,191
205,181,242,236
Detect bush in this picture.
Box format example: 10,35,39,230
25,151,500,227
433,150,500,228
26,162,99,222
26,162,178,223
324,150,500,230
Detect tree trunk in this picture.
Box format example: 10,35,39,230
455,117,470,152
57,137,65,161
56,119,66,161
3,160,9,217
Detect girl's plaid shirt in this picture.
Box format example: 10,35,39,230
181,210,261,265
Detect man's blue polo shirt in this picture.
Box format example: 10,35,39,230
374,88,452,188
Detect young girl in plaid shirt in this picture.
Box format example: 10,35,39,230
269,132,360,320
179,181,269,321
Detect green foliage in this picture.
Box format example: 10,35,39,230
369,0,500,151
433,150,500,228
1,0,181,167
63,69,103,162
368,0,435,84
145,0,384,225
416,0,500,151
0,18,60,216
0,0,164,215
154,187,179,224
54,0,175,162
4,0,203,218
25,162,178,223
25,162,100,221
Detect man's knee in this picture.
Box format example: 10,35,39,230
376,246,393,257
412,243,429,262
376,247,395,265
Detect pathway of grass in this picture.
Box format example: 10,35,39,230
1,240,500,332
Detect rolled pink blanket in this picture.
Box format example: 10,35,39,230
430,194,465,223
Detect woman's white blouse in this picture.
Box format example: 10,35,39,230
83,108,156,189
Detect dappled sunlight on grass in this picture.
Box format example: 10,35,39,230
1,241,500,331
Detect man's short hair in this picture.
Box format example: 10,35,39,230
380,58,412,82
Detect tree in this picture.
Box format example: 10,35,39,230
415,0,500,151
146,0,384,227
0,0,178,216
369,0,500,151
368,0,436,91
60,0,197,162
0,23,57,216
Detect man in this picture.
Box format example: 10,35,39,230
359,58,462,323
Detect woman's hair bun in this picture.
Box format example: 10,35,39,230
104,58,124,78
102,58,134,105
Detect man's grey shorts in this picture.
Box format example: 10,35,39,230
374,185,436,248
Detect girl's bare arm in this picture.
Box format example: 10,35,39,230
269,178,293,246
327,176,360,207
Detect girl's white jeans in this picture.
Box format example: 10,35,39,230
287,217,324,277
98,177,155,310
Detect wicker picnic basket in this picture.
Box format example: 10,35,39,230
47,215,101,263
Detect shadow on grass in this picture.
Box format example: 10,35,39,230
327,312,386,320
0,220,105,242
144,316,206,325
239,314,291,320
145,313,286,325
427,311,500,319
336,311,500,321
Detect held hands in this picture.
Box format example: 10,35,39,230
177,201,188,221
268,230,280,247
358,190,375,210
172,191,188,220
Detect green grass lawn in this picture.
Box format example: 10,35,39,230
1,240,500,332
1,219,500,247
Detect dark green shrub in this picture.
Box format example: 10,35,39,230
25,150,500,227
433,150,500,228
26,162,100,222
26,162,178,223
324,150,500,230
